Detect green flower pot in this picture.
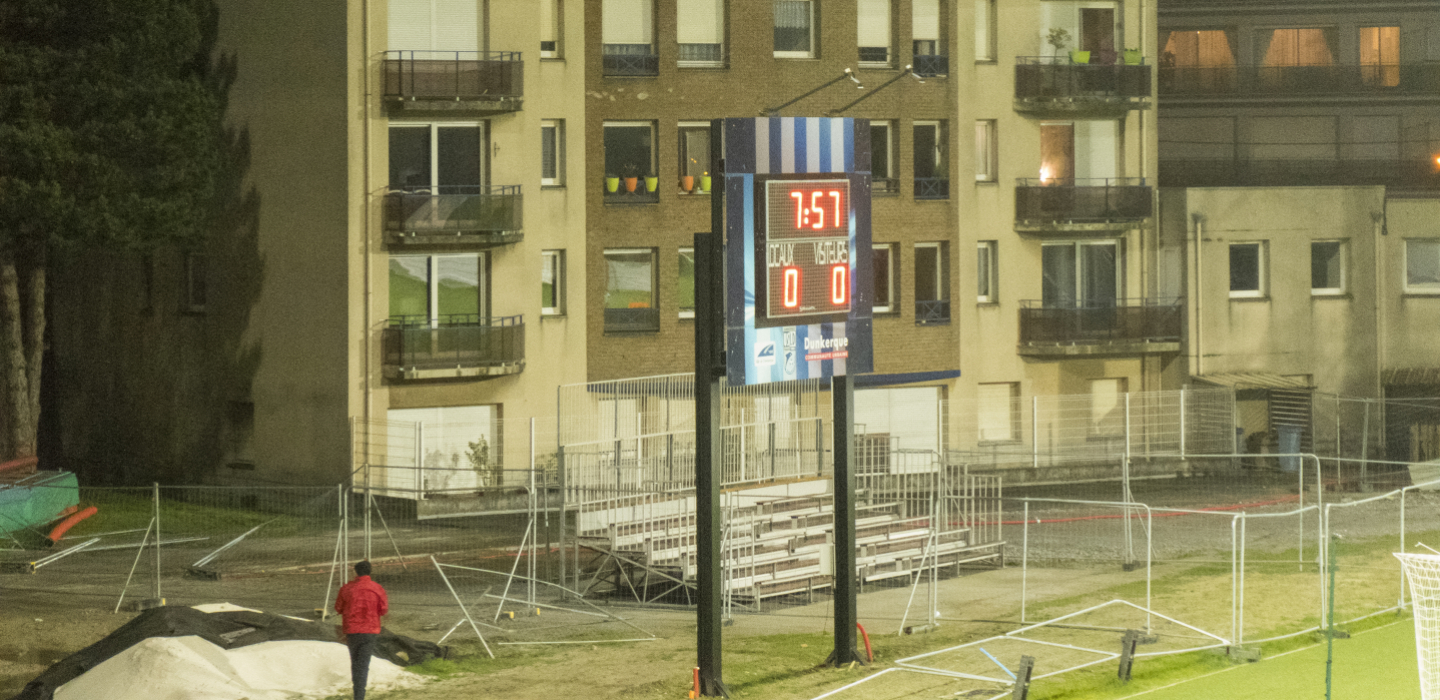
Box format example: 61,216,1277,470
1123,49,1142,65
605,177,619,193
1070,50,1091,64
699,176,712,192
644,176,659,193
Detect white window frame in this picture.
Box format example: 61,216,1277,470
1228,241,1267,299
542,250,565,316
977,382,1019,443
389,122,487,191
390,253,491,324
1405,239,1440,294
602,120,658,185
678,121,712,194
871,121,894,178
540,0,562,58
975,0,996,61
541,119,564,187
603,247,659,314
678,0,725,67
679,247,697,318
977,240,997,303
874,243,896,313
857,0,892,67
774,0,816,59
913,120,948,180
975,119,997,182
1310,239,1346,296
913,0,941,57
914,241,950,302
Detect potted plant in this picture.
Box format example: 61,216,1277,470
1070,49,1091,64
622,163,639,193
699,171,712,192
644,172,659,193
1046,28,1071,62
681,175,695,192
605,173,620,193
1123,48,1143,65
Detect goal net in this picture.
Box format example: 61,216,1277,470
1396,552,1440,700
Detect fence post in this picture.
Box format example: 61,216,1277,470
1401,487,1408,611
1179,389,1187,460
1031,396,1039,470
1021,501,1029,624
416,421,426,500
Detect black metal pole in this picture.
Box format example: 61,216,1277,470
828,374,864,666
694,120,730,698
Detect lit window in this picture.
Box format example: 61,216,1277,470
1360,26,1400,87
1229,242,1266,298
774,0,814,58
1310,241,1345,295
542,250,565,315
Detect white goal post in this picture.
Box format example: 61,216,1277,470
1395,552,1440,700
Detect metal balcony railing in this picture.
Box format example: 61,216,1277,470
1158,63,1440,96
914,177,950,200
383,186,523,241
383,51,523,103
1015,56,1151,103
915,299,951,325
383,314,525,376
1159,159,1440,189
602,46,660,76
1019,298,1182,348
913,54,949,77
1014,178,1152,228
604,307,660,333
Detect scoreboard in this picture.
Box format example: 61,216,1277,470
758,178,852,327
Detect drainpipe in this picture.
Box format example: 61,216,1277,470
1191,213,1204,378
1373,208,1385,399
362,0,374,447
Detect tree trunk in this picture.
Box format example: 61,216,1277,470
0,251,41,461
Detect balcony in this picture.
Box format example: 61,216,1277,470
1018,299,1182,357
1014,178,1152,234
914,177,950,200
1159,159,1440,190
915,300,950,326
1158,63,1440,98
603,46,659,77
913,54,949,78
383,315,525,380
383,186,523,247
383,51,523,113
604,307,660,333
1014,57,1152,118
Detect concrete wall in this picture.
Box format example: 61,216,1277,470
1380,198,1440,375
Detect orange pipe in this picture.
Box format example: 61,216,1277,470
857,623,873,663
47,506,97,544
691,667,700,698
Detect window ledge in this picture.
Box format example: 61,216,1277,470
1228,294,1269,302
540,56,565,62
1401,291,1440,298
1310,291,1350,299
873,308,899,316
678,62,728,69
541,311,566,318
541,184,567,190
975,179,999,186
977,439,1021,447
977,300,1000,307
604,329,661,336
975,59,999,65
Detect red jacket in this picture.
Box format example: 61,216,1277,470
335,575,389,634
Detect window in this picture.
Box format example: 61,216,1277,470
1406,240,1440,293
678,0,724,65
542,250,565,315
858,0,891,65
975,119,996,182
184,252,207,314
678,248,696,318
873,243,896,313
1042,241,1119,307
388,0,480,52
604,248,659,332
678,122,711,194
390,254,489,322
540,0,561,57
541,120,564,186
602,0,656,75
1311,241,1345,295
390,123,484,192
974,0,995,61
977,383,1018,442
870,121,896,194
1258,28,1335,67
913,120,949,199
977,241,997,303
1089,378,1127,438
913,0,941,57
1360,27,1400,87
603,121,657,202
914,242,950,324
1228,242,1266,298
1162,30,1236,67
774,0,814,58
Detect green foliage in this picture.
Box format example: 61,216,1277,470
0,0,225,254
1047,28,1072,54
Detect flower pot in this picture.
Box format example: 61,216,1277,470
681,175,695,192
1070,50,1091,64
699,176,712,192
624,177,638,193
644,176,659,193
605,177,619,193
1123,49,1142,65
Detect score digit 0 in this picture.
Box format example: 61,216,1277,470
831,264,848,305
783,267,801,308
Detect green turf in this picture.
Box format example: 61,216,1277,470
1113,620,1418,700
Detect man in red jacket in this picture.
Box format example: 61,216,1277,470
335,560,389,700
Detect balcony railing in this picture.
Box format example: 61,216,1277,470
1014,56,1151,115
605,307,660,333
915,299,951,325
603,46,660,76
1159,158,1440,189
914,177,950,200
383,186,523,245
383,51,523,109
1019,298,1181,352
913,54,949,78
383,314,525,380
1158,63,1440,97
1014,178,1152,232
872,177,899,196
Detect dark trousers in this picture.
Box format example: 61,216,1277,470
345,632,379,700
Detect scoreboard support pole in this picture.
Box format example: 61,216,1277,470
827,374,866,667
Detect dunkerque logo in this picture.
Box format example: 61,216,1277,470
754,341,776,367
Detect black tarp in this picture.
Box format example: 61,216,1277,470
10,606,447,700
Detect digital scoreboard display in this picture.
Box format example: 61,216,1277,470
757,178,852,327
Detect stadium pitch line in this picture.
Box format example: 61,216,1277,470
1112,619,1407,700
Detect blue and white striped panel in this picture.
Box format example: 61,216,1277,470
753,117,854,176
